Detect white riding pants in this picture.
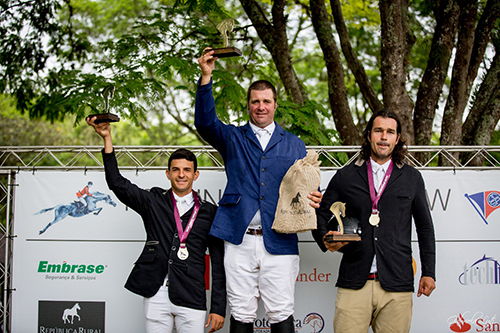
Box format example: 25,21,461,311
143,285,206,333
224,233,299,324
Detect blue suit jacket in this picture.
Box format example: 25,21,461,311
195,80,307,255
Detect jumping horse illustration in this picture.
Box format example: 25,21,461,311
36,191,116,235
62,303,81,324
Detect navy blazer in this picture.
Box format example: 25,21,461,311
103,150,226,316
313,158,436,292
195,80,307,255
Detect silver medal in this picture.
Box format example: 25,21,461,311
178,244,189,260
369,212,380,226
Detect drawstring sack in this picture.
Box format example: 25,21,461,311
272,150,321,233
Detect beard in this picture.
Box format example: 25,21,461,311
371,142,393,161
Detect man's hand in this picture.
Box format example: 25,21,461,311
322,231,349,252
417,276,436,297
86,116,113,153
308,190,323,209
87,116,111,138
206,313,224,332
198,48,217,86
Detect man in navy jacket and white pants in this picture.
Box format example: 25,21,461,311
196,49,322,333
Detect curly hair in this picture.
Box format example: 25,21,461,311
361,108,407,165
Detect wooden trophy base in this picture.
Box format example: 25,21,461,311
206,47,242,58
324,233,361,243
87,113,120,124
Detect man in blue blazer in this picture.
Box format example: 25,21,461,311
196,49,322,333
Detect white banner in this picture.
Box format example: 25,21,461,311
11,169,500,332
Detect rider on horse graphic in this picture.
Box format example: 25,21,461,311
76,181,93,210
36,182,117,235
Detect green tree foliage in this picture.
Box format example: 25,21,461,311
1,0,499,165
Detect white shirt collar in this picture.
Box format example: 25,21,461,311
370,157,391,173
173,191,194,206
249,121,275,137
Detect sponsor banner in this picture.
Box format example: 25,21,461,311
412,242,500,332
448,311,500,332
39,300,105,333
11,240,144,331
11,169,500,332
15,170,226,240
420,170,500,241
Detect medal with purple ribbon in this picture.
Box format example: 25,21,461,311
170,190,200,260
367,159,394,226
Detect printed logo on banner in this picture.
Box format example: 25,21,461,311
39,300,105,332
459,255,500,285
448,312,500,332
465,190,500,224
303,313,325,332
38,260,106,281
251,313,325,332
449,313,472,332
34,180,117,235
296,268,332,283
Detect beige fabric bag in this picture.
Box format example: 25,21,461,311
272,150,321,233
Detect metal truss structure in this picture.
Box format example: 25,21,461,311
0,145,499,331
0,145,499,171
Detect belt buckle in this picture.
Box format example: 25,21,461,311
246,228,262,236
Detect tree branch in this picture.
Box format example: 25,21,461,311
309,0,360,145
379,0,415,143
330,0,383,114
414,0,459,148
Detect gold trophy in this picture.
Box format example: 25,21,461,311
324,202,362,242
87,84,120,124
204,19,242,58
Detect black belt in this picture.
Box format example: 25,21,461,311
246,228,263,236
368,273,378,280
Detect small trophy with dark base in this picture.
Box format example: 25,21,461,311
203,19,242,58
324,202,362,242
87,84,120,124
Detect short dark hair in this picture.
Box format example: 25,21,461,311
168,148,197,171
247,80,277,104
361,108,407,164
